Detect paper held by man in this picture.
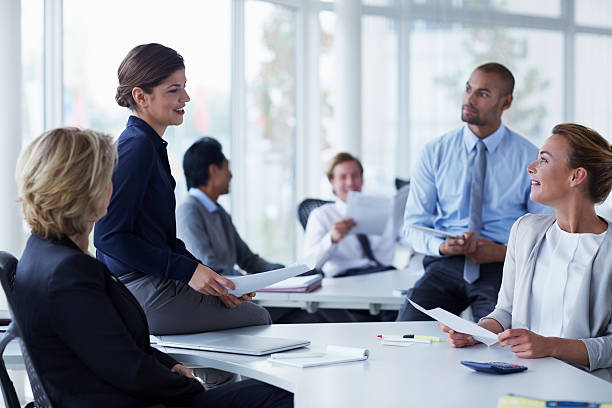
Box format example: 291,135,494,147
346,191,392,235
408,299,498,346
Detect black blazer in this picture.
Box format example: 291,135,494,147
14,234,203,408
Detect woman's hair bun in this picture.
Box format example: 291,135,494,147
115,88,129,108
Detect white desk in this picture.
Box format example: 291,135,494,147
253,264,423,315
158,321,612,408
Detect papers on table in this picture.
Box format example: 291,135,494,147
269,345,369,368
346,191,391,235
225,264,310,297
258,274,323,293
408,299,498,346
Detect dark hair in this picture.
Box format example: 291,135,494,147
116,43,185,110
326,152,363,181
552,123,612,203
183,137,226,190
475,62,515,96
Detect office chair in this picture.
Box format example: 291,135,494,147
0,251,53,408
297,198,333,230
394,177,410,191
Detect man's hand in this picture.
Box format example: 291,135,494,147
219,292,256,308
439,232,478,256
331,217,356,243
188,264,235,296
498,329,551,359
466,237,507,264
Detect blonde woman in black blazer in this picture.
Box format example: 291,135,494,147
14,128,292,408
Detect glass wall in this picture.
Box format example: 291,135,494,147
20,0,612,261
21,0,44,145
244,1,297,263
63,0,232,207
408,22,563,166
362,15,398,196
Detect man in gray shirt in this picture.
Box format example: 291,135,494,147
177,137,284,276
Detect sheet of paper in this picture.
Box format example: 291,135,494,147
225,264,310,296
346,191,392,235
261,274,322,290
408,299,498,346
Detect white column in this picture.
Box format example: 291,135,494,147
295,0,321,256
230,0,247,233
396,4,411,179
296,0,321,200
0,0,24,260
334,0,362,156
44,0,63,128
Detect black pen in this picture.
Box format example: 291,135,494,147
403,334,440,342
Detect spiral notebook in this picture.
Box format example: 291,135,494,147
268,345,369,368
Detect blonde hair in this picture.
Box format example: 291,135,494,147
16,128,117,239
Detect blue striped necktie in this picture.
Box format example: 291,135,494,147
464,140,486,284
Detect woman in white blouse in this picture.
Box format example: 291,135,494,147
440,123,612,381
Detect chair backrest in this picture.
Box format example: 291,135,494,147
297,198,333,230
0,251,53,408
394,177,410,191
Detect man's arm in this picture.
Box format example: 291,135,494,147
403,146,446,256
302,208,338,270
176,201,226,273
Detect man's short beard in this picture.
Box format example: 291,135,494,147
461,113,483,125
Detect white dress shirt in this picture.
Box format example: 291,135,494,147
530,221,607,337
302,200,395,277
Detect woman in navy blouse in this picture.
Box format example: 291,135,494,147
94,43,271,335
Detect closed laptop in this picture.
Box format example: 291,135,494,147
156,333,310,356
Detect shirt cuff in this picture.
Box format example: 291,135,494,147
480,309,511,331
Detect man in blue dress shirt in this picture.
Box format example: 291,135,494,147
396,62,551,322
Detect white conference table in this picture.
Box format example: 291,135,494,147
253,264,423,315
158,321,612,408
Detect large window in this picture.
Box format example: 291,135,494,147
362,15,398,196
21,0,44,144
63,0,232,207
21,0,612,262
409,23,563,166
244,2,297,263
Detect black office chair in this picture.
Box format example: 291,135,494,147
0,251,53,408
297,198,333,230
394,177,410,191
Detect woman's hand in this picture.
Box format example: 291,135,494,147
219,292,256,308
438,322,478,348
188,264,235,296
498,329,551,359
171,364,207,390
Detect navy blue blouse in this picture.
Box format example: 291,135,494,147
94,116,199,282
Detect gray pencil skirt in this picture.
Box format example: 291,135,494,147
122,273,272,335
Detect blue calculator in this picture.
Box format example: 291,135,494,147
461,361,527,374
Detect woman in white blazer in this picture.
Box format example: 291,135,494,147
440,123,612,381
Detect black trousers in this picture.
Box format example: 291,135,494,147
170,379,293,408
396,255,503,322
